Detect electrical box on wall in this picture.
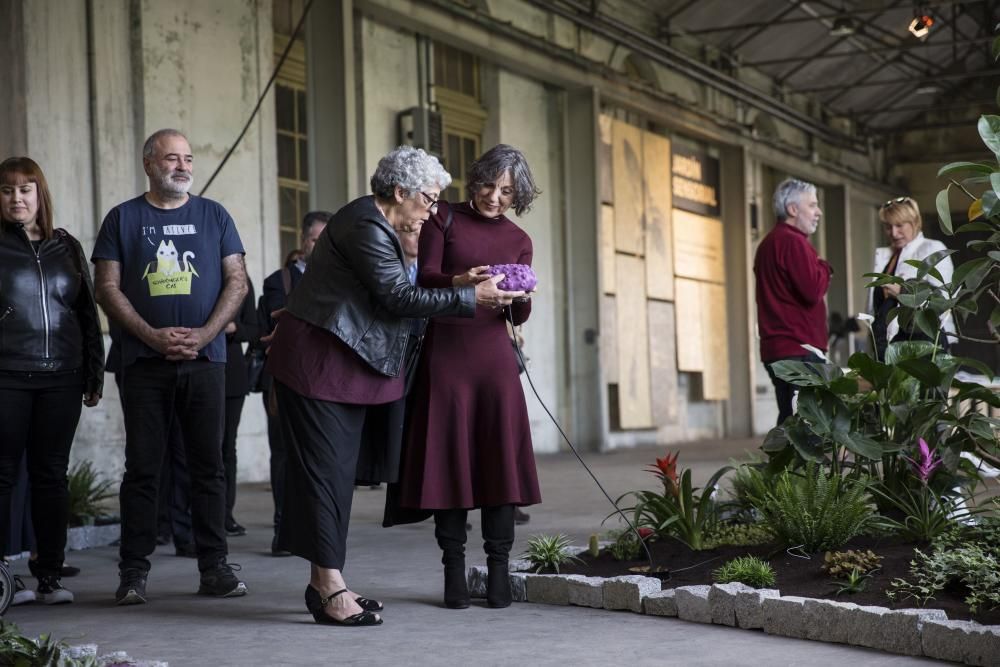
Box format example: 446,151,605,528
397,107,444,157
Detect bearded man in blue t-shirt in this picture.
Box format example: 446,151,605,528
92,129,249,605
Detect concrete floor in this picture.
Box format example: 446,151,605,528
7,439,939,666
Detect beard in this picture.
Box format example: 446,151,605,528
153,167,194,197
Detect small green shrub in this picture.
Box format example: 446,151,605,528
519,534,583,574
830,568,872,596
67,461,116,526
607,531,641,561
702,522,772,550
0,620,101,666
736,463,875,553
822,549,883,578
712,556,776,588
871,484,981,543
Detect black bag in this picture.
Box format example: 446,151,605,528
245,346,267,393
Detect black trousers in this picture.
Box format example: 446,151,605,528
222,394,246,523
263,390,286,536
274,382,368,570
764,352,823,426
0,381,83,576
119,358,227,573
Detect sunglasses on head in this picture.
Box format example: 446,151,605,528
882,196,910,209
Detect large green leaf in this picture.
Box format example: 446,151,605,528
884,340,935,365
762,425,790,452
952,257,991,289
896,358,944,386
913,309,943,340
771,360,842,387
848,353,892,389
955,221,997,233
832,431,884,460
785,418,825,463
937,161,994,177
990,172,1000,196
797,390,834,435
980,115,1000,160
829,376,860,395
982,190,1000,219
953,381,1000,407
936,187,953,234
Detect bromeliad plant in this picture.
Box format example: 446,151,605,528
520,534,583,574
612,451,731,551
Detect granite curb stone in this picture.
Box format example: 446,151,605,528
603,575,660,613
762,596,810,639
566,576,604,608
675,585,713,623
642,589,677,617
525,574,579,606
708,582,754,626
734,588,780,630
802,599,859,643
845,605,947,656
921,618,1000,666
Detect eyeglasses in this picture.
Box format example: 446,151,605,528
418,191,439,214
882,196,910,209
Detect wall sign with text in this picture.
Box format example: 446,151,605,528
672,147,720,218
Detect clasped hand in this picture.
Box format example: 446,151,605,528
148,326,211,361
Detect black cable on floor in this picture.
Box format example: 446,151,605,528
199,0,315,197
505,306,657,572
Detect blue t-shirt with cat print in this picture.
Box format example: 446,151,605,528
91,194,245,369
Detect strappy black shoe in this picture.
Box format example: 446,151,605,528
305,584,383,613
308,588,382,626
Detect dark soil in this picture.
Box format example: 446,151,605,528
554,533,1000,626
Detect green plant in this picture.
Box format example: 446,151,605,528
702,522,772,550
712,556,776,588
613,453,732,551
519,534,583,574
830,567,871,596
0,620,101,666
822,549,883,578
607,529,642,561
736,463,875,553
588,533,600,558
870,483,982,543
67,461,116,527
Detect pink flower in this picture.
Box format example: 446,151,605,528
647,450,680,496
637,527,654,540
903,437,943,484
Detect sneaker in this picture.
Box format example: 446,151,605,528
225,521,247,537
198,562,247,598
36,575,74,604
60,564,81,578
115,568,148,605
11,575,36,606
514,508,531,525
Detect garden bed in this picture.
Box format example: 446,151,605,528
553,533,1000,626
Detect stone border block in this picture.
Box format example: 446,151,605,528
525,574,578,606
675,585,713,623
762,596,810,638
642,589,677,617
734,588,780,630
709,583,754,626
921,618,1000,666
802,599,859,643
467,566,487,598
603,575,661,613
66,524,120,551
845,605,946,656
509,558,531,573
510,572,528,603
566,576,604,608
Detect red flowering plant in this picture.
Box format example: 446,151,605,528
611,450,731,551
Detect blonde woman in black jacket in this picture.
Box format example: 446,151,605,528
0,157,104,605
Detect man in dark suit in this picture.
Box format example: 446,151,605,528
259,210,331,555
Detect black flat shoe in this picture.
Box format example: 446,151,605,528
305,584,383,613
308,588,382,626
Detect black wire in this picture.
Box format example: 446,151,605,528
505,306,657,572
198,0,315,197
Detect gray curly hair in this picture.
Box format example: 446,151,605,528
466,144,541,216
772,178,816,222
370,146,451,200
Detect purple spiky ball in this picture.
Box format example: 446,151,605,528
487,264,537,292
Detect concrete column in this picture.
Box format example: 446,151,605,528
563,87,604,451
306,0,359,208
822,185,850,363
720,145,753,437
0,0,28,156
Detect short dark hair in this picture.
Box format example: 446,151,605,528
0,157,55,240
301,210,332,235
465,144,541,216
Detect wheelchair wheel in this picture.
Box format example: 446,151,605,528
0,561,13,616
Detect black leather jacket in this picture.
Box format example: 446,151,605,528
285,196,475,377
0,222,105,395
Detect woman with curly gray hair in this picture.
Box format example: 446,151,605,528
265,146,523,627
394,144,542,610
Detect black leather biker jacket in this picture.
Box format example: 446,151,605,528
285,196,475,377
0,222,105,395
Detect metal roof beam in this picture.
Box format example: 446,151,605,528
742,35,995,66
797,67,999,93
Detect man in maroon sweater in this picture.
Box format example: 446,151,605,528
754,178,832,425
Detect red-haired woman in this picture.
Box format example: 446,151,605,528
0,157,104,604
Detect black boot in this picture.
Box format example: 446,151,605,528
482,505,515,608
435,509,470,609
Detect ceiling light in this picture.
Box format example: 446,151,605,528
829,16,856,37
908,14,934,39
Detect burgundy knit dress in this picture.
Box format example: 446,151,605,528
398,201,542,510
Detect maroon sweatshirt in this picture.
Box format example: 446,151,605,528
753,222,832,362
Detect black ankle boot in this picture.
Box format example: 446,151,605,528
486,561,511,608
443,560,470,609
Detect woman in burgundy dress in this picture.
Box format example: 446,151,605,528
399,144,542,609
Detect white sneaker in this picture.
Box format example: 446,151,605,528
12,575,36,605
36,575,74,604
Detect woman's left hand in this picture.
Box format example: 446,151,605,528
83,392,101,408
882,283,901,298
